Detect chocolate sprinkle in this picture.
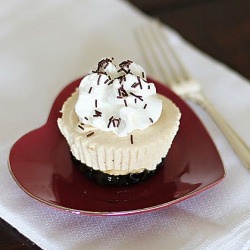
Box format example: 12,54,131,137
117,68,129,74
124,99,128,107
117,60,132,74
117,85,128,98
87,132,94,137
107,116,121,128
94,58,113,73
97,74,101,85
93,110,102,117
77,125,84,130
130,92,143,101
131,82,140,88
137,76,142,89
88,87,92,93
131,77,142,89
118,75,126,83
107,116,114,128
112,118,121,127
130,134,134,144
149,117,153,123
143,104,147,109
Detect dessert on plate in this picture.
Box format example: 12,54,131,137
57,58,181,186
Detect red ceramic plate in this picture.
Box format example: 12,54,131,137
9,77,225,216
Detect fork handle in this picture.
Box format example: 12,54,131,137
189,92,250,169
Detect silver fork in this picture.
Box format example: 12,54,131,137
136,20,250,169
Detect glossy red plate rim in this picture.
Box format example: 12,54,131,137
8,77,225,216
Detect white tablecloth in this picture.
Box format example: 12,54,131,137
1,0,250,249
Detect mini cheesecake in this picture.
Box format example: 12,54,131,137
57,58,181,186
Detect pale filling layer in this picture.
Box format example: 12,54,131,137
58,90,181,175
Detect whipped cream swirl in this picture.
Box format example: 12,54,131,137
75,58,162,136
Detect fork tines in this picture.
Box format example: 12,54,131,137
135,20,191,87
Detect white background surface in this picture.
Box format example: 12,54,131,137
1,0,250,249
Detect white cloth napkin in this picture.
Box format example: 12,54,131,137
1,0,250,249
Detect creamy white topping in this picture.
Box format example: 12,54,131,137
58,92,181,174
75,58,162,137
